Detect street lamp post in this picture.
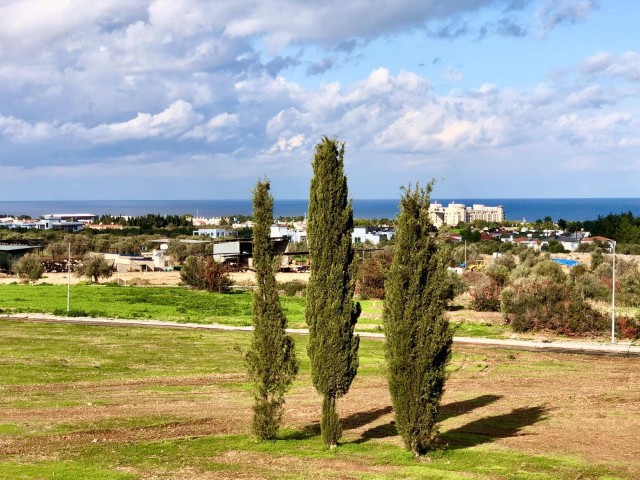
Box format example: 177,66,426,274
607,240,616,344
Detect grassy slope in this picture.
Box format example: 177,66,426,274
0,284,507,337
0,322,631,479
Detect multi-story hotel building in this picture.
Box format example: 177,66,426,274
429,202,505,227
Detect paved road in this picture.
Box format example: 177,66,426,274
2,313,639,357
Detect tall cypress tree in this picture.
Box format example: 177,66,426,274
306,136,361,448
384,182,452,456
246,179,298,440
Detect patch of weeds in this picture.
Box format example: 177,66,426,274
0,461,136,480
0,423,23,435
52,308,88,317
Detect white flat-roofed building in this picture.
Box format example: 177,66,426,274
44,213,98,224
351,226,394,245
35,216,84,232
270,224,307,244
193,228,234,239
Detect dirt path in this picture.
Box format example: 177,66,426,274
2,314,639,357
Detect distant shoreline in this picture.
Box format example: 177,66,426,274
1,198,639,222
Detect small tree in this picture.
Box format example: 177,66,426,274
166,240,189,263
13,253,44,283
591,248,604,270
384,183,452,456
355,249,394,299
246,179,298,440
180,255,206,289
203,260,233,293
306,136,360,448
76,254,113,283
46,241,68,262
180,255,232,293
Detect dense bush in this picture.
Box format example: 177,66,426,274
180,255,232,293
464,271,501,312
12,253,44,283
501,276,607,335
543,239,566,253
278,280,307,297
355,249,393,299
573,271,609,301
531,259,566,284
615,314,640,340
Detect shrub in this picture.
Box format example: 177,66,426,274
204,259,233,293
543,239,566,253
486,264,510,287
464,271,502,312
180,256,207,289
531,259,567,284
278,280,307,297
615,315,640,340
12,253,44,283
493,253,516,270
590,248,604,270
355,249,393,299
53,308,89,317
573,271,609,301
501,276,607,335
180,255,232,293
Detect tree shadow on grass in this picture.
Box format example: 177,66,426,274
293,406,393,443
442,406,548,450
342,406,393,430
350,394,503,445
279,423,321,440
438,394,502,422
352,421,397,444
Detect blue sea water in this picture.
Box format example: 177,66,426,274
0,198,639,222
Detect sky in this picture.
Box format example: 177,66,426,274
0,0,639,200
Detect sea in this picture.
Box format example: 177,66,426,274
1,198,639,222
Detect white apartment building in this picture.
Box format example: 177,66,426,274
429,202,505,227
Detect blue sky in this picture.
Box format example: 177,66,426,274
0,0,638,200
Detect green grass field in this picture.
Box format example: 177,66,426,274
0,284,509,337
1,321,636,479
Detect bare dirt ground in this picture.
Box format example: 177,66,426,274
0,270,309,286
2,345,639,477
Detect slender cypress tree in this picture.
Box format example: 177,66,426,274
384,182,453,456
246,179,298,440
306,136,361,448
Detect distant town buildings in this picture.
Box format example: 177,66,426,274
191,216,223,227
429,202,505,227
351,226,394,245
193,228,235,239
0,213,97,231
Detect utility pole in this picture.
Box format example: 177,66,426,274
609,240,616,344
66,242,71,314
464,240,467,268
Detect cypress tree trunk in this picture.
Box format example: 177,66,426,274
247,179,298,440
384,183,452,456
306,136,360,448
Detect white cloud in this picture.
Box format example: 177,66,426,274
0,115,57,142
267,134,306,154
183,112,240,142
581,51,640,82
86,100,203,142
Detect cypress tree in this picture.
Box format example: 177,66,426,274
246,179,298,440
384,182,453,456
306,136,361,448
